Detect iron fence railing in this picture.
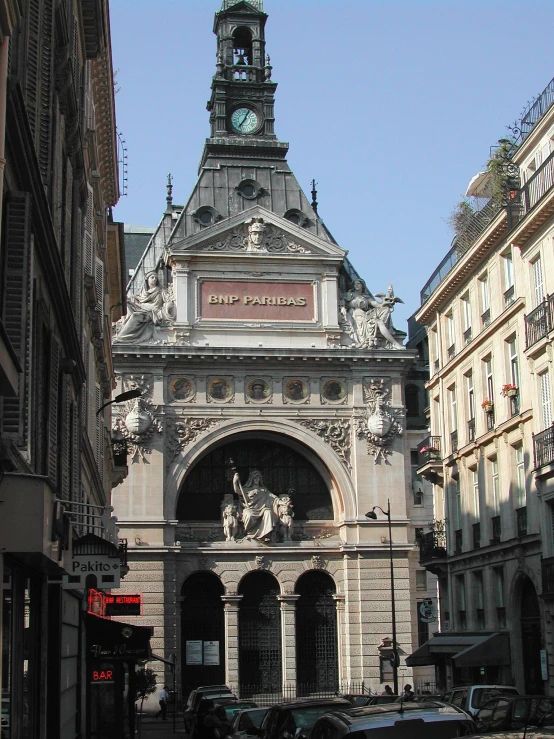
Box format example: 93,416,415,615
516,506,527,537
525,295,554,348
508,149,554,230
491,515,501,544
533,424,554,469
420,199,502,305
472,522,481,549
238,682,368,703
417,436,441,466
542,557,554,598
519,76,554,142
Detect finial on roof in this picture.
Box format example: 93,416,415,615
166,173,173,209
311,179,318,215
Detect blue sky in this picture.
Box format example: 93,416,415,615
110,0,554,330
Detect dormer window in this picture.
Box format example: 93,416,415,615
284,208,309,228
192,206,221,227
233,27,253,66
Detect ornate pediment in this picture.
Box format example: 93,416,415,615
189,218,312,255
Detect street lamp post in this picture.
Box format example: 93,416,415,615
366,498,398,695
96,388,142,415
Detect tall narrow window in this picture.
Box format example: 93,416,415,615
532,255,544,308
503,250,515,306
484,356,494,400
472,469,480,518
491,459,500,515
480,273,490,322
449,386,457,432
516,446,526,508
494,567,506,627
507,337,519,387
446,313,455,359
462,294,472,344
454,480,461,530
466,372,475,442
456,575,467,631
474,571,485,629
540,370,553,429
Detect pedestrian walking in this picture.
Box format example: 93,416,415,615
156,685,169,720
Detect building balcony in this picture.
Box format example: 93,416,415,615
454,529,463,555
525,297,553,349
417,525,447,576
491,515,501,544
507,147,554,231
516,506,527,537
533,424,554,477
542,556,554,600
468,419,476,443
472,522,481,549
416,436,443,484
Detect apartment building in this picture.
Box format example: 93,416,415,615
407,77,554,695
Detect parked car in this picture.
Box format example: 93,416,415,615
259,698,352,739
310,701,476,739
230,707,270,739
475,695,554,732
442,685,520,717
342,695,373,708
219,701,260,722
365,695,398,705
183,686,236,733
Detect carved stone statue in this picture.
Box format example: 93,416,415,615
340,279,404,350
222,503,240,542
246,218,267,252
233,468,279,541
277,494,294,541
114,271,175,344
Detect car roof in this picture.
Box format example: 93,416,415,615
450,685,518,691
319,701,471,727
270,698,352,709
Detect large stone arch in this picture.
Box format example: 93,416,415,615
165,418,357,522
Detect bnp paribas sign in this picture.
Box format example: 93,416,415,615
63,554,121,590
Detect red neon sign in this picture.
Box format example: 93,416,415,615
91,669,114,682
104,593,142,617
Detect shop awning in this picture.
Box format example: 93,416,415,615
406,632,510,667
86,613,152,661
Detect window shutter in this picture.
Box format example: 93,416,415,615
38,0,54,183
94,256,104,317
533,257,544,308
24,0,40,137
86,343,95,447
84,184,94,276
60,377,72,500
71,401,81,503
72,195,83,348
95,385,104,488
1,193,32,443
48,334,61,488
541,371,553,429
72,15,79,94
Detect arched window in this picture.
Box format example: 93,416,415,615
233,27,253,65
405,384,419,417
176,436,333,521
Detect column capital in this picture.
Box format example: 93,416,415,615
221,594,243,610
278,594,301,608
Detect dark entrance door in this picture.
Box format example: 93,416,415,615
295,571,338,694
239,572,281,696
520,577,543,695
181,572,225,698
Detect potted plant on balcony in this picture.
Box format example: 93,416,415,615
501,383,518,398
482,398,494,412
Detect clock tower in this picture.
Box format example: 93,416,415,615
205,0,283,157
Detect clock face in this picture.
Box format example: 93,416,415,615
231,107,260,134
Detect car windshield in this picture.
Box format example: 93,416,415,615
348,720,475,739
291,706,346,731
238,709,269,731
223,703,257,720
471,688,518,709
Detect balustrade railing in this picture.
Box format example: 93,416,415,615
533,424,554,469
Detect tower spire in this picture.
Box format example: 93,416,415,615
311,179,318,215
166,173,173,211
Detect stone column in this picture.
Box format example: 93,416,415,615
278,594,300,691
333,594,346,690
172,263,191,327
221,595,242,695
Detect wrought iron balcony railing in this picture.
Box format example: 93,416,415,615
417,436,441,466
533,424,554,469
417,526,447,563
519,76,554,142
472,522,481,549
481,308,491,328
525,298,552,348
516,506,527,537
463,327,472,345
491,515,501,544
508,149,554,231
542,556,554,599
451,430,458,453
468,419,476,443
454,529,463,554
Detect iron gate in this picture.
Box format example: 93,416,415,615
296,571,338,694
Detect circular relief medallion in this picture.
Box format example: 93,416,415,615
208,377,232,402
170,377,194,401
246,378,270,402
322,380,346,403
284,379,309,403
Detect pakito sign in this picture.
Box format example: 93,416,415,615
104,594,142,617
63,554,121,590
199,280,315,322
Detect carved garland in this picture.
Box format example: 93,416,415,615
166,417,221,467
298,419,351,467
202,220,311,254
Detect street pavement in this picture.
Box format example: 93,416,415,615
136,715,187,737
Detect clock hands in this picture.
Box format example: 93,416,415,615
240,111,250,129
